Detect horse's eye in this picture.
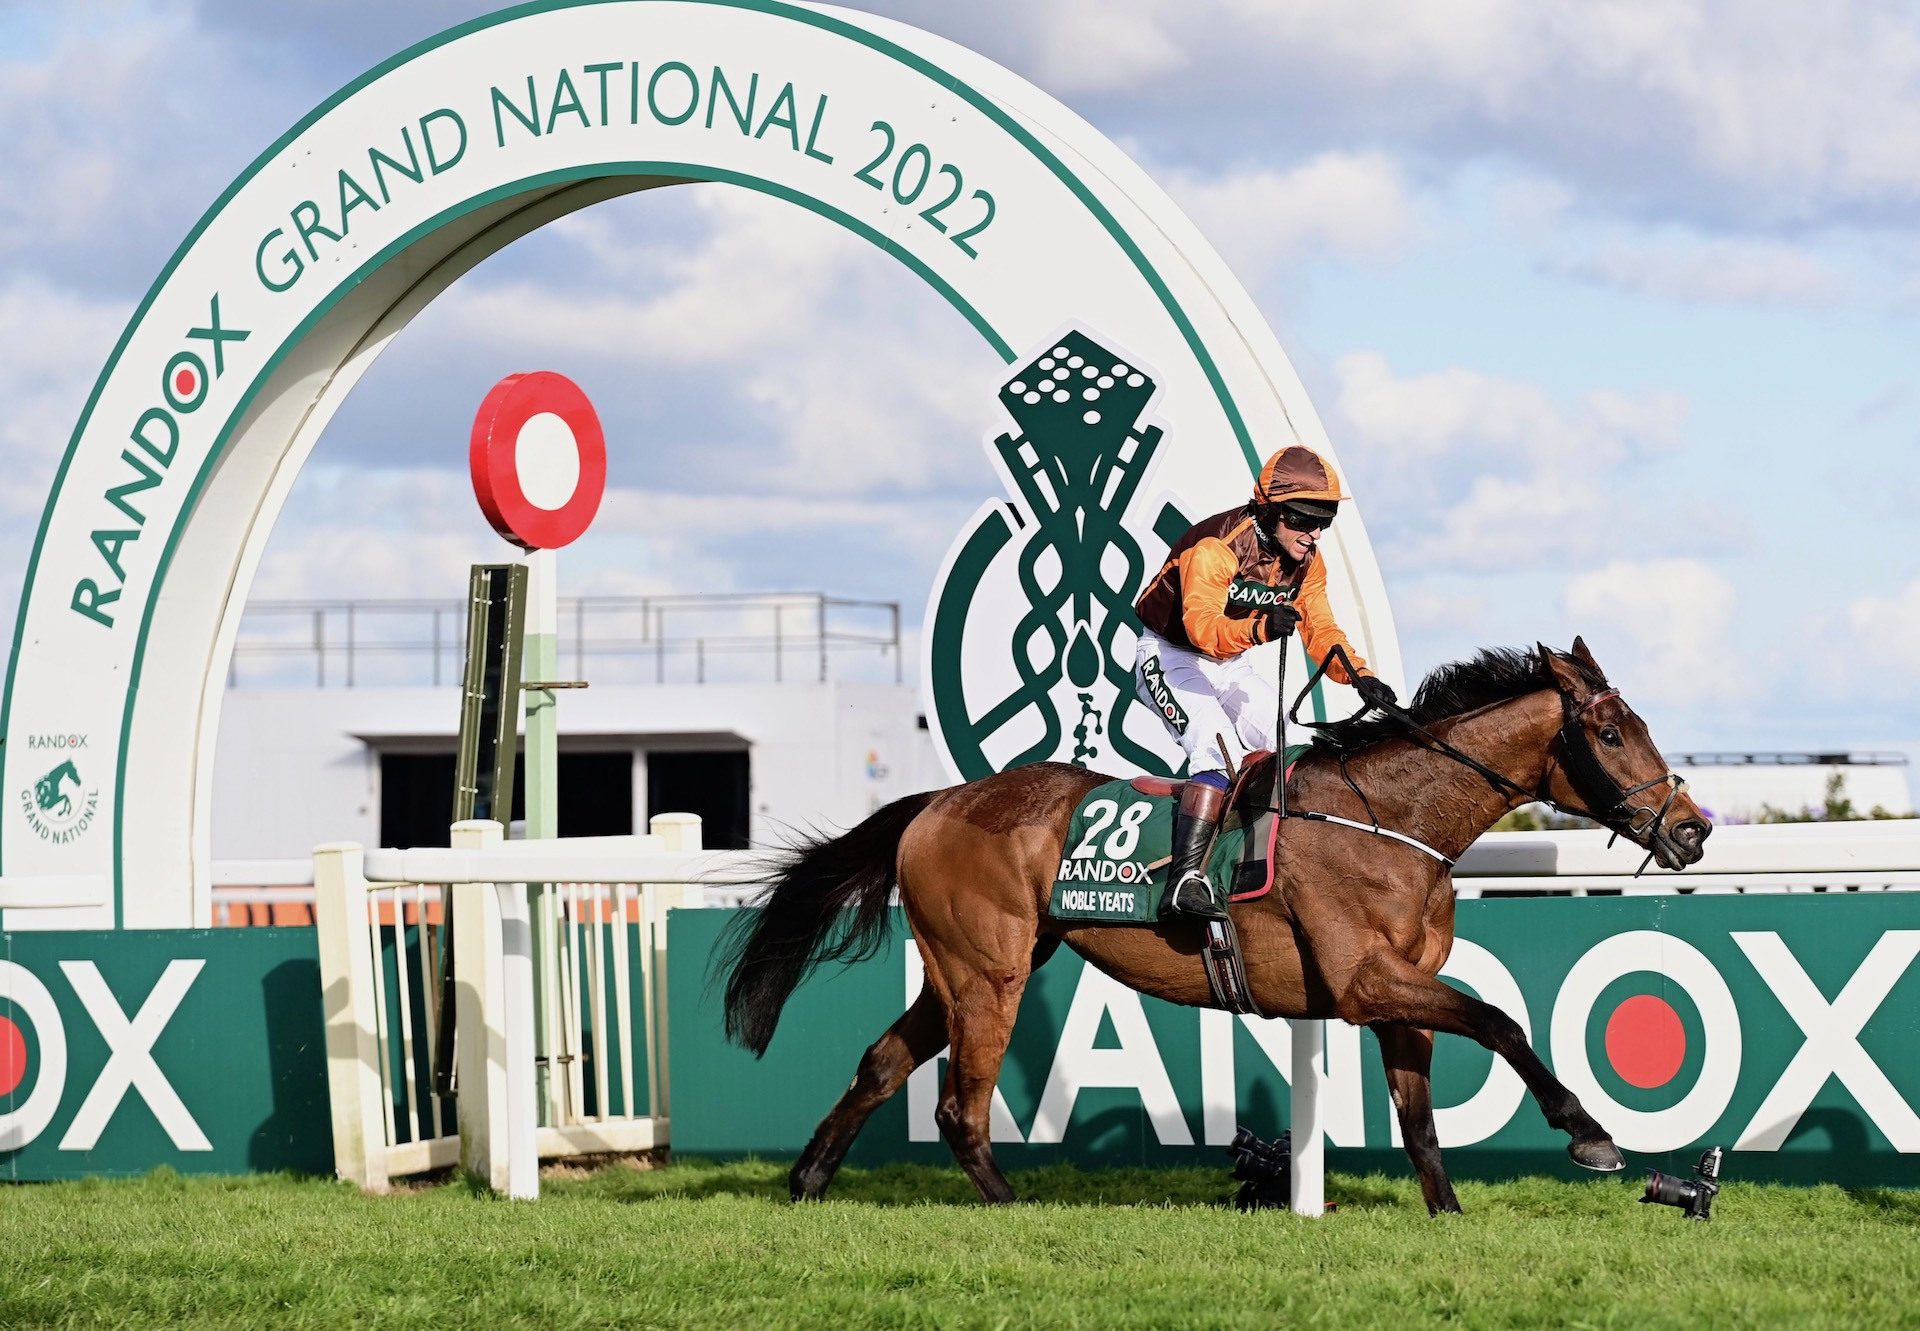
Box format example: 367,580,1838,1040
1600,726,1623,747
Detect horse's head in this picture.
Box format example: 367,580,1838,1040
1536,637,1710,870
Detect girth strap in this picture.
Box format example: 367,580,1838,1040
1291,811,1456,866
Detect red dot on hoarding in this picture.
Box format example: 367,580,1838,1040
1604,994,1685,1089
0,1016,26,1097
174,367,196,397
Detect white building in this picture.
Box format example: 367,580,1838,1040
1671,752,1913,825
212,592,944,858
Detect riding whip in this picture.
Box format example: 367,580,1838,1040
1273,636,1288,819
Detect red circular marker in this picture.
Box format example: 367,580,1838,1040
469,371,607,550
1604,994,1686,1089
174,366,197,398
0,1015,26,1098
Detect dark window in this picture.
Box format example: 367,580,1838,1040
378,750,633,847
555,752,634,839
647,750,751,849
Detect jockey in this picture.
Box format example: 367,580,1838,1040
1132,444,1396,920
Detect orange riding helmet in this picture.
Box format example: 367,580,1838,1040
1253,444,1348,509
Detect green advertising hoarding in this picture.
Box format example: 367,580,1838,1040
669,895,1920,1186
0,929,331,1180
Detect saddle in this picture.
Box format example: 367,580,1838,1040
1129,749,1296,904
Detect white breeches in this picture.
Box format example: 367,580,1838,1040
1133,629,1282,774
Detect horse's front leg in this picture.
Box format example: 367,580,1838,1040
1372,1023,1461,1215
1337,951,1623,1172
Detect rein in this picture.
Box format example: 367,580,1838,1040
1283,647,1687,876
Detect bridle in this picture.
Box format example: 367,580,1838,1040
1549,688,1688,872
1289,647,1688,876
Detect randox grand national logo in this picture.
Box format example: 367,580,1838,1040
927,330,1195,780
20,757,100,845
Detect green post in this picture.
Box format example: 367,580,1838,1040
437,563,527,1097
523,549,561,1125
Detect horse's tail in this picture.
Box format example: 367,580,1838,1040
718,790,937,1057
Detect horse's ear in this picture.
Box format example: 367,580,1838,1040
1569,635,1605,679
1538,641,1588,698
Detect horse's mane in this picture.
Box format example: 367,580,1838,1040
1311,645,1606,754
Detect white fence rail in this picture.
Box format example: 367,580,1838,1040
1452,819,1920,895
314,814,747,1198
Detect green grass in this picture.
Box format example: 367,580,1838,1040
2,1161,1917,1329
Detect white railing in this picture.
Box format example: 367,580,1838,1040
1452,819,1920,895
314,814,750,1198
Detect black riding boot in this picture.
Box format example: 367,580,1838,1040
1162,781,1228,921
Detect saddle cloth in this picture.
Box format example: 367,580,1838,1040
1047,746,1309,924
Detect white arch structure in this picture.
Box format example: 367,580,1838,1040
0,0,1398,929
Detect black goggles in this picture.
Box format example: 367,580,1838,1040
1272,504,1335,533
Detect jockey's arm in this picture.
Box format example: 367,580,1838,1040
1296,556,1369,685
1176,539,1270,659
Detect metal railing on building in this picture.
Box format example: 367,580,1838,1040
228,592,904,689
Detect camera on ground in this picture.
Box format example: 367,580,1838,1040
1640,1146,1723,1222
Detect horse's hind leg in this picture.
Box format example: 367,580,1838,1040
928,943,1048,1205
1373,1024,1461,1216
1341,952,1623,1172
790,985,947,1201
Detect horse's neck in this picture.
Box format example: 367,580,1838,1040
1345,691,1562,862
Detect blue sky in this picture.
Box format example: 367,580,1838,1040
1,0,1916,762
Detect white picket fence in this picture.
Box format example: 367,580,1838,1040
313,814,742,1196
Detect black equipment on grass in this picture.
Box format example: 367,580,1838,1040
1641,1147,1723,1221
1228,1126,1292,1212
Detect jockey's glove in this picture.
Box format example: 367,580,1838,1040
1355,674,1398,710
1261,604,1301,640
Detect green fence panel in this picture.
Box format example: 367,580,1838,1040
669,895,1920,1186
0,928,331,1180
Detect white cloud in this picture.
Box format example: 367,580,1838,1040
1491,177,1575,232
1552,235,1843,305
432,188,1005,499
1333,351,1686,470
1162,152,1416,283
1026,0,1186,92
0,277,127,522
1848,576,1920,673
1388,590,1490,633
992,0,1920,229
438,190,849,367
247,468,498,601
1329,352,1741,573
1561,558,1751,705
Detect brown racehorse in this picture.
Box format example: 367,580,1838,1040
719,639,1710,1214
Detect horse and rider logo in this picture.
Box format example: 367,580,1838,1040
926,330,1194,780
19,756,99,844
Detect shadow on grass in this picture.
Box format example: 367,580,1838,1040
1847,1187,1920,1226
550,1157,1431,1213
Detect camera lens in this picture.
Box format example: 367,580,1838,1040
1230,1128,1258,1154
1641,1171,1700,1208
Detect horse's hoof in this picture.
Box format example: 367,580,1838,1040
1569,1138,1625,1172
